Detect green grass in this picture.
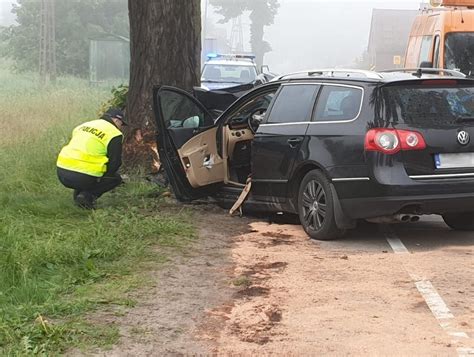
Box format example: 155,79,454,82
0,63,195,355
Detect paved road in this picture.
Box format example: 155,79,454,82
211,214,474,355
325,216,473,355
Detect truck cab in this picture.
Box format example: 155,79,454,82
405,0,474,76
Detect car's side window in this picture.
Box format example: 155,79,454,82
266,84,319,124
313,86,363,122
418,35,433,66
160,90,214,129
229,90,277,122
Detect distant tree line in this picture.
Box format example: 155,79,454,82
0,0,279,77
0,0,129,77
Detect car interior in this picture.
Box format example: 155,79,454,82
220,89,277,186
240,70,251,82
161,87,278,189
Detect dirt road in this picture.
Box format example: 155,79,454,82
97,206,473,356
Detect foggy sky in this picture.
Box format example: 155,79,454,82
0,0,16,26
264,0,423,73
1,0,426,75
205,0,425,73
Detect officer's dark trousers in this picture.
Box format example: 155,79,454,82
57,168,122,199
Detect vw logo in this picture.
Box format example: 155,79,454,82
457,131,470,146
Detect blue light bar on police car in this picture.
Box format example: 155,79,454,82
206,53,256,62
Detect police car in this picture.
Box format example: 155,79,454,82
201,53,265,91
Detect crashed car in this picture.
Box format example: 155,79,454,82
192,83,254,114
153,68,474,240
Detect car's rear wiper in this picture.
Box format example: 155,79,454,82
201,79,225,83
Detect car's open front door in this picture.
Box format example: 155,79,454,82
153,86,225,201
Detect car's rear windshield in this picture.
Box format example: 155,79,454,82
381,84,474,126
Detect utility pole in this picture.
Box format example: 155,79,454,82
203,0,209,42
39,0,56,85
202,0,209,67
230,16,244,53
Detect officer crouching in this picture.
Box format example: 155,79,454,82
57,108,127,209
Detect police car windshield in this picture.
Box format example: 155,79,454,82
202,64,257,84
445,33,474,76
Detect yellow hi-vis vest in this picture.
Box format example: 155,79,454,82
57,119,122,177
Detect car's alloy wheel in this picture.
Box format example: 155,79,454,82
298,170,345,240
301,180,327,231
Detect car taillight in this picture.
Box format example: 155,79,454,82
397,130,426,150
365,129,426,154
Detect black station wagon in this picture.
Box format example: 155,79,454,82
153,69,474,240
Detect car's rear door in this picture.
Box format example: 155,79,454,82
251,83,321,202
153,86,225,201
382,79,474,179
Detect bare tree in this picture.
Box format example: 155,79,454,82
126,0,201,169
210,0,279,68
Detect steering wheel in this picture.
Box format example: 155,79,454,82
248,108,267,134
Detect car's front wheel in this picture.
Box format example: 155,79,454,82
297,170,345,240
442,212,474,231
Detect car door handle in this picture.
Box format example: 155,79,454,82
287,137,303,148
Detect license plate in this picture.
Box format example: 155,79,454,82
435,153,474,169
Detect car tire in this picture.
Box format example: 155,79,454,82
297,170,345,240
442,212,474,231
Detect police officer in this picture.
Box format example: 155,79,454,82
57,108,127,209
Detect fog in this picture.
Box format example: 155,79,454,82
205,0,424,74
0,0,17,26
0,0,426,77
265,0,421,73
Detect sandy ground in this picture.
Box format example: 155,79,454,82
91,206,473,356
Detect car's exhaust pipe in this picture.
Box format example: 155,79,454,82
366,214,420,224
399,214,411,222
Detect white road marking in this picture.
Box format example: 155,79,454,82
457,347,474,356
385,228,472,356
414,280,454,320
386,238,410,254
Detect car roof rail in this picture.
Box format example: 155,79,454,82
380,68,467,78
275,68,383,80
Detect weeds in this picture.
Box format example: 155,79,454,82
232,276,252,287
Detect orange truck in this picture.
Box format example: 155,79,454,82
405,0,474,75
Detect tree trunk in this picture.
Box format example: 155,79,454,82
249,11,265,68
125,0,201,170
249,5,269,69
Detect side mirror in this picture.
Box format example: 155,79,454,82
261,65,270,74
254,73,266,85
419,61,433,68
